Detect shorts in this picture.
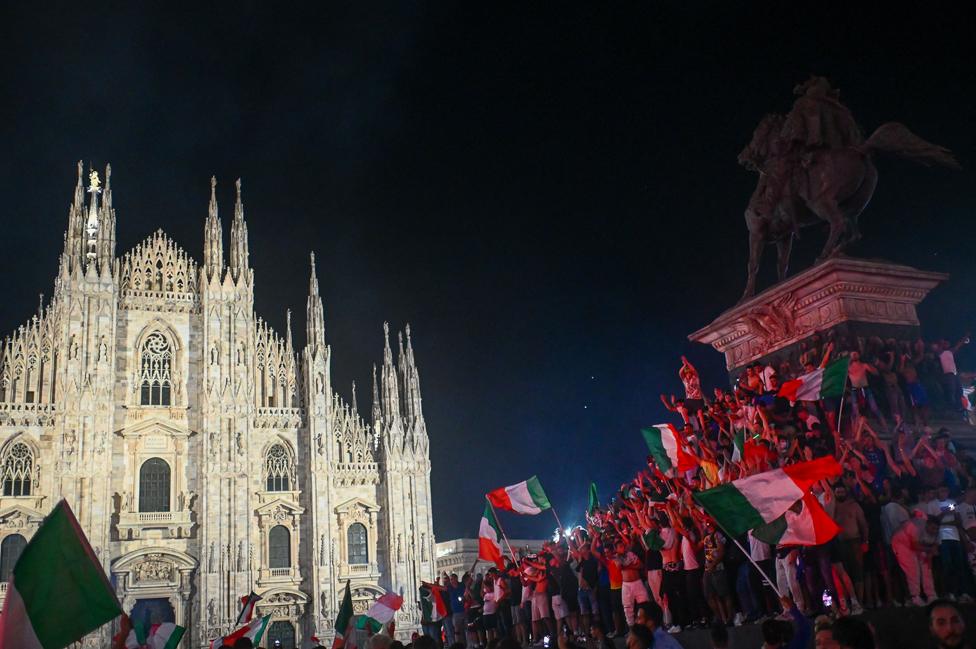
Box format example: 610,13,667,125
552,595,568,619
836,539,864,582
531,592,550,621
577,587,598,615
702,569,729,599
512,604,526,625
482,613,498,630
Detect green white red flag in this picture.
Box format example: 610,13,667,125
125,622,186,649
208,615,270,649
333,581,355,649
777,357,849,403
356,592,403,633
0,500,122,649
693,456,842,536
641,424,699,474
235,591,261,625
751,492,840,546
478,503,506,568
420,582,449,623
487,476,551,514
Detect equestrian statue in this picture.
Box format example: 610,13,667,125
738,76,959,299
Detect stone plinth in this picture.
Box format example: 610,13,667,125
689,257,948,372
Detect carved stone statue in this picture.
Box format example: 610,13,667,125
207,598,218,627
738,76,958,298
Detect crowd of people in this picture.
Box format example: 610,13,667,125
416,333,974,649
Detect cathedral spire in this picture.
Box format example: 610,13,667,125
203,175,223,280
371,363,381,426
95,164,116,273
286,308,294,352
306,252,326,351
380,322,401,422
63,161,87,273
228,178,249,280
351,380,359,414
401,324,424,422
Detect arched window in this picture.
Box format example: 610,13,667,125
0,534,26,582
347,523,368,564
265,444,291,492
2,442,33,497
269,525,291,568
267,621,296,649
139,332,173,406
139,458,171,512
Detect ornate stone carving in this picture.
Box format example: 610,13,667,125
134,554,173,582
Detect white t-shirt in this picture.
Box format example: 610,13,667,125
940,350,958,375
760,365,777,390
749,532,771,561
680,536,700,570
935,499,961,542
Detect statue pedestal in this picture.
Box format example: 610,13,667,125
689,257,948,373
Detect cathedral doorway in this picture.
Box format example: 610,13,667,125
266,620,296,648
130,597,175,627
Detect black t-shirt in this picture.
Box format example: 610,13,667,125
557,563,579,599
577,556,599,589
507,570,523,602
644,545,663,571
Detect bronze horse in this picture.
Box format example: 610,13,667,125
738,115,958,299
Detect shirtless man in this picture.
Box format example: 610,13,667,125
847,351,888,431
613,539,649,626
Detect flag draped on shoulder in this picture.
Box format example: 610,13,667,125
693,456,842,536
333,581,355,649
420,583,449,623
236,591,261,625
642,424,699,474
125,622,186,649
777,357,849,403
0,500,122,649
487,476,551,514
209,615,270,649
479,503,506,568
751,492,840,546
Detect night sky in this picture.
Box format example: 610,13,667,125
0,5,972,539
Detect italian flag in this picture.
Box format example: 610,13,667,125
751,492,840,546
125,622,186,649
487,476,551,514
731,430,766,465
420,582,449,623
693,456,842,536
641,424,699,474
587,482,599,516
778,357,850,403
209,615,270,649
333,581,355,649
235,591,261,625
0,500,123,649
479,503,506,569
356,592,403,633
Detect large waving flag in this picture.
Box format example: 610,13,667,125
125,622,186,649
693,456,842,536
332,581,355,649
235,591,261,625
356,592,403,633
751,492,840,546
778,357,849,403
478,503,506,568
587,482,600,516
642,424,699,474
209,615,270,649
0,500,122,649
487,476,551,514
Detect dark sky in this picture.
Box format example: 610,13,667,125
0,4,972,539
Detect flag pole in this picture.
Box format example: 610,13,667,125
486,497,520,566
710,518,783,599
549,506,566,536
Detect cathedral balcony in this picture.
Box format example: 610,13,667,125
0,402,58,427
253,407,304,429
117,509,193,540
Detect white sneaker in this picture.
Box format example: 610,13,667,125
850,601,864,616
911,596,926,607
733,612,744,627
667,625,682,634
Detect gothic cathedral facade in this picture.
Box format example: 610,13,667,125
0,164,437,647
